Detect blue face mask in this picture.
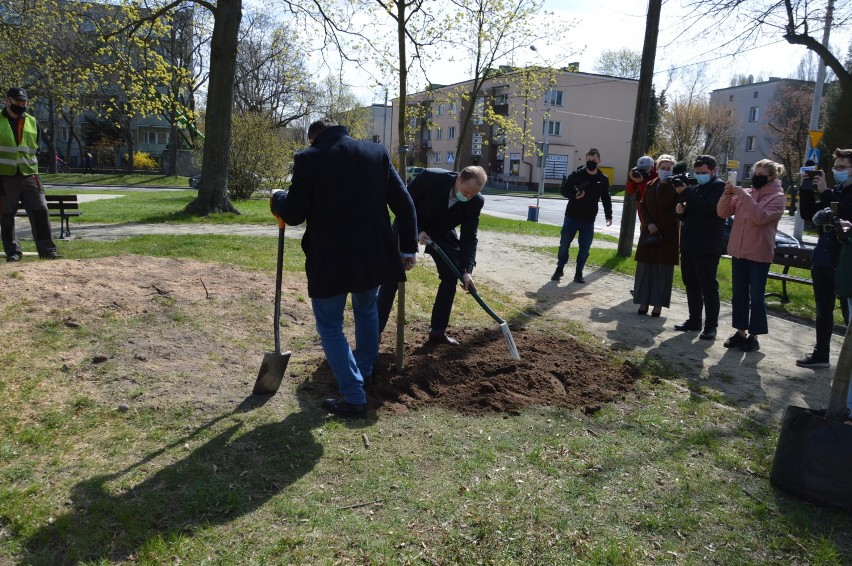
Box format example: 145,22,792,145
455,190,469,202
695,173,712,185
657,170,672,182
833,169,850,184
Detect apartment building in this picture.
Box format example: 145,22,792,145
390,68,638,189
709,77,815,181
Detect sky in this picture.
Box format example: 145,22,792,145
350,0,849,105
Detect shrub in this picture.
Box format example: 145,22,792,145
133,151,159,170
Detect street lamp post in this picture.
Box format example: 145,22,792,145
529,45,552,223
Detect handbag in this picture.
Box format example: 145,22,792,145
639,233,663,247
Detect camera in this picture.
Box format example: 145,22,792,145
631,167,652,180
813,205,849,241
671,173,697,188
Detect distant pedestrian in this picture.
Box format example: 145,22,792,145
84,152,93,173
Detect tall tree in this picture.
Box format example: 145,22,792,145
443,0,563,170
765,83,820,184
593,48,642,79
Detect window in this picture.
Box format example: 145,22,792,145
437,104,444,116
753,90,759,98
495,94,508,105
433,151,441,164
746,136,756,151
145,131,167,145
435,127,442,140
547,90,563,106
449,102,457,113
749,106,759,122
426,109,433,119
446,151,455,164
543,121,561,136
59,126,69,143
473,97,485,125
729,94,734,102
448,126,455,139
744,164,753,179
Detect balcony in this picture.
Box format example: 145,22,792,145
492,103,509,116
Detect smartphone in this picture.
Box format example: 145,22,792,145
727,171,737,185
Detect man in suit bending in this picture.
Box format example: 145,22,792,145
378,165,487,345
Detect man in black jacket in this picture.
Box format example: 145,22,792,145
550,148,612,283
795,148,852,368
271,118,418,418
378,166,486,345
672,155,726,340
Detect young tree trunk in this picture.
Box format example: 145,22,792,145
185,0,241,215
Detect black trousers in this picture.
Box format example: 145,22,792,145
378,243,461,335
811,264,836,356
680,252,721,329
0,175,57,257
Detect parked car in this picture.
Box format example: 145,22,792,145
722,217,802,252
405,166,425,180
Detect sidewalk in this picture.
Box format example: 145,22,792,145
8,219,840,424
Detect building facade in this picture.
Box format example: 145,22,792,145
709,77,815,181
390,68,638,189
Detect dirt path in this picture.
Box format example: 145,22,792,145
473,231,839,424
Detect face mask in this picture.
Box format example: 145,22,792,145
657,170,672,182
455,190,468,203
695,173,711,185
7,104,25,116
751,175,769,189
833,169,850,184
585,161,598,171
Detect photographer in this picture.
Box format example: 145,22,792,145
794,148,852,368
550,148,612,284
671,155,726,340
625,155,656,211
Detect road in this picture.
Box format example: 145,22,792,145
482,191,806,243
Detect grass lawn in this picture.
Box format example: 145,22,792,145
41,173,190,187
1,235,850,564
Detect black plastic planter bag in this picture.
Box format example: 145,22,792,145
770,405,852,510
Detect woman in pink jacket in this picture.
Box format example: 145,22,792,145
716,159,787,352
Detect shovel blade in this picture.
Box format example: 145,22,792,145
253,351,291,395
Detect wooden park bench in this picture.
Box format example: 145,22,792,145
766,245,813,303
15,194,80,239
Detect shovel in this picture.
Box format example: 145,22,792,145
424,237,520,361
253,216,292,394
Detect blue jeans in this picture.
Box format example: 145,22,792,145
311,287,380,405
556,217,594,273
731,258,770,335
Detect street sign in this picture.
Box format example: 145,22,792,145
807,148,821,163
727,160,739,169
809,130,824,149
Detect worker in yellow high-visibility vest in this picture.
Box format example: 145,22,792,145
0,87,57,261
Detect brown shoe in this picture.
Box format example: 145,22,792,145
428,332,459,346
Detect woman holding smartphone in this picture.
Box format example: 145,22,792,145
716,159,787,352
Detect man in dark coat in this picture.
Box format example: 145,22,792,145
378,166,487,345
673,154,726,339
271,118,417,418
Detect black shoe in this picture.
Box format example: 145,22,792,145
674,320,701,331
637,307,648,315
550,268,563,281
740,335,759,352
5,252,22,262
39,251,60,259
699,328,717,340
321,397,367,419
723,332,747,348
573,274,585,284
796,352,829,368
428,332,460,346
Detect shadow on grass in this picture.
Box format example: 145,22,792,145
21,389,325,565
